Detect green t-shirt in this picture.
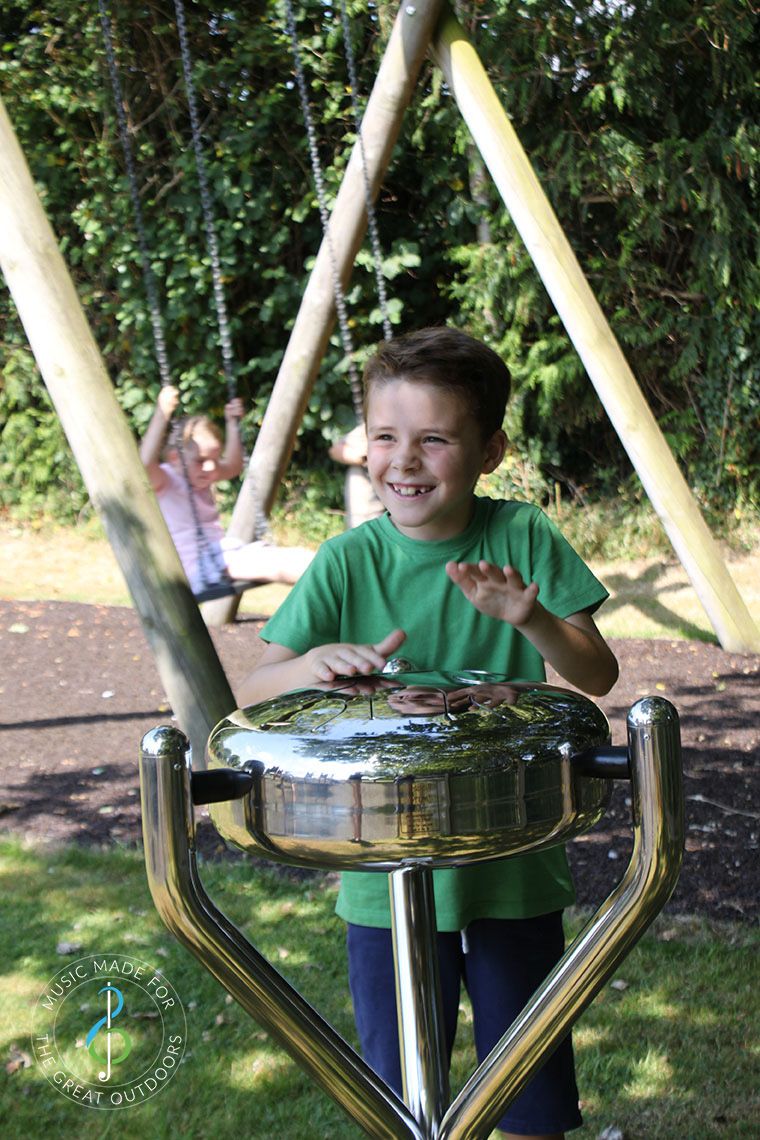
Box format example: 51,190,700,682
262,497,609,930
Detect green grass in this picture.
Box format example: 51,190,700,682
1,838,757,1139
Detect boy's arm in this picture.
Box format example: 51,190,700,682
238,629,407,706
446,560,618,696
217,397,245,481
139,386,179,493
521,607,618,696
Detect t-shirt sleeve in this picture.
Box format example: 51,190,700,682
259,541,344,654
526,507,609,619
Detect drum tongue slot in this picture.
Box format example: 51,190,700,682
572,745,630,780
191,769,254,805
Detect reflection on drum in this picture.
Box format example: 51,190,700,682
206,673,613,870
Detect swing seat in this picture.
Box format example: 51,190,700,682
194,579,262,605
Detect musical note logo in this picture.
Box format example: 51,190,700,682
85,984,133,1081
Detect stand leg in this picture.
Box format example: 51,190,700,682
438,696,684,1139
390,862,450,1134
140,726,425,1140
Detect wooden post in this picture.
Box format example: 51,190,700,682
0,95,237,759
430,5,760,654
203,0,445,626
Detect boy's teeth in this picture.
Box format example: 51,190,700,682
394,485,430,497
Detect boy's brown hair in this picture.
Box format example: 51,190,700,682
362,326,511,439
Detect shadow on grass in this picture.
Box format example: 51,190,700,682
570,914,759,1139
601,564,718,644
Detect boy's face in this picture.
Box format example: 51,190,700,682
173,432,221,491
365,379,505,542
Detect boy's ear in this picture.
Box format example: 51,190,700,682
481,428,507,474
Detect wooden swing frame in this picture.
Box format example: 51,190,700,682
0,0,757,762
202,0,759,656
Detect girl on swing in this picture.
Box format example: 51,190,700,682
140,386,314,596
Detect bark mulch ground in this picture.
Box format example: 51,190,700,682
1,599,758,924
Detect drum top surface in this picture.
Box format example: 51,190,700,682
208,672,610,781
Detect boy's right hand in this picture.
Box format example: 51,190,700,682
157,385,180,418
304,629,406,682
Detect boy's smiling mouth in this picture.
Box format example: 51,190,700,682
390,483,434,497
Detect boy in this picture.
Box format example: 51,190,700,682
239,327,618,1138
140,385,313,595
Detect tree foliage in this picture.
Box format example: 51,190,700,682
448,0,759,515
1,0,757,520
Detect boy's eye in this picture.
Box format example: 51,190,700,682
424,435,448,444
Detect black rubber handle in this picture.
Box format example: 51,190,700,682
572,744,630,780
191,768,254,805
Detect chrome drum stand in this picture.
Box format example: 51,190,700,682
139,679,683,1139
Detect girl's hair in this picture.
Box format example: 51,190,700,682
166,415,222,458
363,326,511,439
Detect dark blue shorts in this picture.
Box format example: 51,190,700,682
346,912,582,1136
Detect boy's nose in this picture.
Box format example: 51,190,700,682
201,459,216,473
392,443,421,472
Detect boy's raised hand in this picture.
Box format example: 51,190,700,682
305,628,406,683
445,560,540,628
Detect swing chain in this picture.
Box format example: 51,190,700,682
283,0,393,423
173,0,270,543
173,0,237,403
98,1,234,589
282,0,363,421
97,0,172,389
337,0,392,344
